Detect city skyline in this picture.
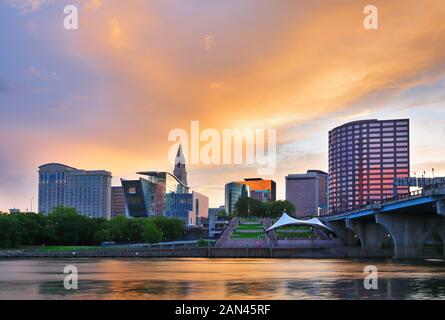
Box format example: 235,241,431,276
1,0,445,211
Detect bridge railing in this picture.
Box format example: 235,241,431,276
323,188,428,220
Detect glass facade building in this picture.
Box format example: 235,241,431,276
38,163,112,219
328,119,410,214
121,171,208,226
225,182,250,215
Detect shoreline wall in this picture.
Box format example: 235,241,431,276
0,246,396,259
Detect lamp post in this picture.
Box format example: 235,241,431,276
30,197,34,213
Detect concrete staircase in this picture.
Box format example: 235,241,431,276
214,217,240,248
263,218,278,247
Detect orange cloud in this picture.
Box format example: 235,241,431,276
52,0,445,205
2,0,445,210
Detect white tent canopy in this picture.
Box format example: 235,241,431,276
266,211,333,232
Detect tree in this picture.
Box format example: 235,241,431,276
10,212,47,245
141,220,162,244
266,200,296,217
0,207,180,248
107,216,130,242
216,210,228,218
234,196,250,217
151,216,184,241
0,215,20,248
234,196,268,217
46,206,96,245
249,198,267,217
94,228,112,243
127,218,146,242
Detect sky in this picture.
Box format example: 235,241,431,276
1,0,445,211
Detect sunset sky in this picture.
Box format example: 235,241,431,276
1,0,445,211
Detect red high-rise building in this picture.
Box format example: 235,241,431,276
328,119,410,214
111,186,126,218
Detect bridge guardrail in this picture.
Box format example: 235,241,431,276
322,186,437,220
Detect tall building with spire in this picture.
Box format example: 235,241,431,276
120,144,209,225
173,144,188,186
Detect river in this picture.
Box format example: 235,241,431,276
0,258,444,300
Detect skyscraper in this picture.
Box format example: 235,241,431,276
120,148,208,225
286,170,328,217
225,182,249,215
173,144,188,186
328,119,410,214
121,171,208,225
38,163,112,219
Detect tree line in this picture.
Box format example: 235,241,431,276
0,207,184,248
233,197,296,218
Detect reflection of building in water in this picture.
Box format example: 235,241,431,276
225,280,280,298
284,278,413,300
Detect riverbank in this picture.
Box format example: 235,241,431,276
0,246,395,259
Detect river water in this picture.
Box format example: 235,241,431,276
0,258,444,300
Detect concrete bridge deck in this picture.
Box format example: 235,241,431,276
321,185,445,259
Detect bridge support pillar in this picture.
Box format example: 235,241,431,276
376,212,445,259
437,200,445,216
325,221,347,242
346,219,392,255
325,221,364,247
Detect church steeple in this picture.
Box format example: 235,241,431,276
173,144,188,186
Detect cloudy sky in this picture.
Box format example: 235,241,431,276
1,0,445,211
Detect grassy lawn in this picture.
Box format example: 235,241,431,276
236,224,263,230
230,235,266,240
230,220,266,240
230,230,266,240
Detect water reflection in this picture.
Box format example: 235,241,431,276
0,258,444,300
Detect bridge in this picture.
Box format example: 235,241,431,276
321,185,445,259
